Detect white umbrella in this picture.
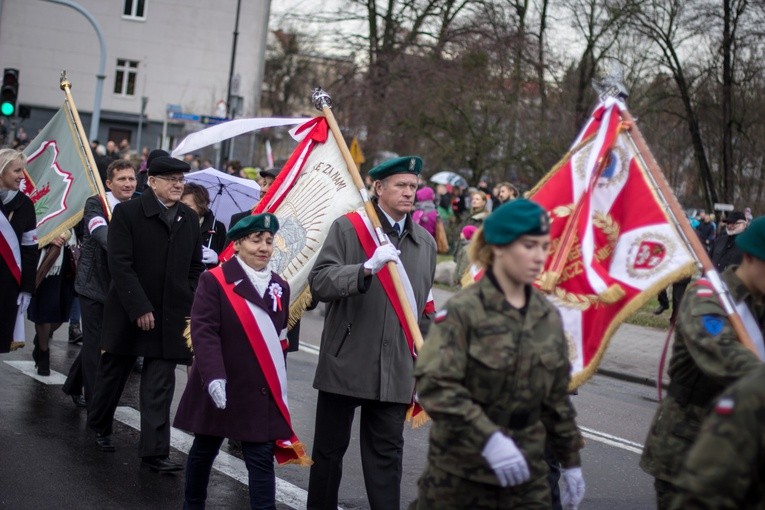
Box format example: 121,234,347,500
430,171,468,188
184,168,261,229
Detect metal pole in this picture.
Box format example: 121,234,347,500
136,96,148,155
220,0,242,168
43,0,106,142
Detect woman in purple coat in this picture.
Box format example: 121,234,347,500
174,213,309,510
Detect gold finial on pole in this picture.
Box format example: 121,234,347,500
60,70,71,91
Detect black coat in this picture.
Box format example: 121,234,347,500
200,210,227,254
710,232,743,272
101,188,205,362
74,195,111,303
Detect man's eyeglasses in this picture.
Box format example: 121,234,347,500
153,175,186,184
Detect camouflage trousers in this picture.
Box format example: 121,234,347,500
409,463,551,510
655,478,682,510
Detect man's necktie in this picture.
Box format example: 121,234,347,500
393,223,401,236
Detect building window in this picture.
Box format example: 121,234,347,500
123,0,146,20
114,59,139,96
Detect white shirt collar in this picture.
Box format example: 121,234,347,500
379,207,405,233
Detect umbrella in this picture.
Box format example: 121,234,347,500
184,168,261,230
430,171,468,188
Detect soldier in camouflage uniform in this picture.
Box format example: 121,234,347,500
670,364,765,509
640,215,765,509
410,199,585,510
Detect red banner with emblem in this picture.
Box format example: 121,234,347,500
528,98,696,388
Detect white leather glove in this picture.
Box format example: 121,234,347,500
202,246,219,265
363,244,400,274
16,292,32,315
481,431,530,487
208,379,227,409
560,467,585,509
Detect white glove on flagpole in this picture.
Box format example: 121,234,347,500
560,467,585,509
201,246,219,265
481,431,530,487
363,244,400,274
16,292,32,315
208,379,227,409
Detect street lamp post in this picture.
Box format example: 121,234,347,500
219,0,242,168
136,96,148,156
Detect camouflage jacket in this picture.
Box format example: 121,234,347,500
671,365,765,509
414,271,582,485
640,267,764,481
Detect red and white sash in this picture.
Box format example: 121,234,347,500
0,208,21,285
209,267,311,466
346,210,422,358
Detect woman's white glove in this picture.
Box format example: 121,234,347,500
16,292,32,315
560,467,585,509
363,244,400,274
208,379,227,409
481,431,530,487
201,246,219,265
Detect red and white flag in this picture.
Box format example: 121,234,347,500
528,98,696,388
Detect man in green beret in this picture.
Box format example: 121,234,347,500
307,156,437,509
641,215,765,508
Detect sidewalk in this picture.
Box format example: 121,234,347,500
431,287,671,388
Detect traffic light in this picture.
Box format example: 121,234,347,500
1,68,19,117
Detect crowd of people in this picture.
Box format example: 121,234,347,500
1,141,765,509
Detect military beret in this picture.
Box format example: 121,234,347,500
483,198,550,246
736,215,765,260
228,213,280,240
368,156,422,181
148,156,191,175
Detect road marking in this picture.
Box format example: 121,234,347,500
114,406,310,510
580,425,644,454
4,360,67,384
299,342,320,356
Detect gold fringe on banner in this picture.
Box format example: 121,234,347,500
406,403,431,429
9,341,25,352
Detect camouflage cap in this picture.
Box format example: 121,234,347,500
736,215,765,260
483,198,549,246
227,213,279,240
368,156,422,181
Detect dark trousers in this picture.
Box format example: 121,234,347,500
62,296,103,403
184,434,276,510
307,391,408,510
87,352,176,457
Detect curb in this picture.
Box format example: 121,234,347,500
596,368,667,390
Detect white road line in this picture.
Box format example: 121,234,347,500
580,425,644,454
4,360,67,385
298,342,320,356
114,406,309,510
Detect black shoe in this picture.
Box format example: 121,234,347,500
95,433,116,452
141,456,183,473
653,304,668,315
37,349,50,376
68,323,83,344
71,394,87,408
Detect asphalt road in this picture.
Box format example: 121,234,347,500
1,306,658,509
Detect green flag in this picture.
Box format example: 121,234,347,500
22,103,100,246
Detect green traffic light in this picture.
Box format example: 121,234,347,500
0,101,14,116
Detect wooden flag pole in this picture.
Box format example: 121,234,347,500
60,71,111,220
312,88,425,352
621,107,757,355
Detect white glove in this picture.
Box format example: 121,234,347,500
481,431,530,487
16,292,32,315
208,379,227,409
560,467,585,509
202,246,219,265
363,244,400,274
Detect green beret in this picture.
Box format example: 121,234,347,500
483,198,550,245
227,213,279,240
368,156,422,181
736,215,765,260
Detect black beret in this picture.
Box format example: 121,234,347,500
259,167,279,179
736,215,765,260
148,156,190,175
146,149,170,169
228,213,280,240
483,198,550,245
368,156,422,181
724,210,746,223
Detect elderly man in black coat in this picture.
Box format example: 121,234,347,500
87,156,205,472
